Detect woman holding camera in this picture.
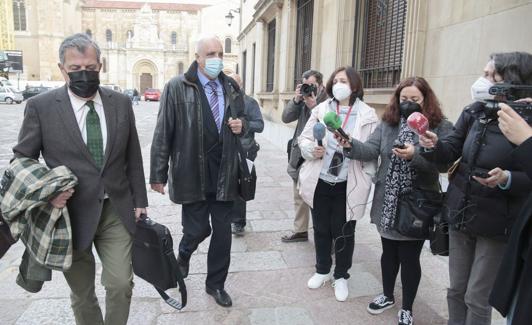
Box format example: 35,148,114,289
419,52,532,325
297,66,379,302
336,77,452,325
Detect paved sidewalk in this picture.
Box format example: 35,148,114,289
0,102,504,324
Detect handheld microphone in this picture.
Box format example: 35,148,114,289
323,112,350,141
313,122,326,146
407,112,429,136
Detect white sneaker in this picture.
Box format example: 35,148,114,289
307,273,331,289
332,278,349,301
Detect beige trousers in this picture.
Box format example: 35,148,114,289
63,200,133,325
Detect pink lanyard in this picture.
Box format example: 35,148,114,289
336,102,353,129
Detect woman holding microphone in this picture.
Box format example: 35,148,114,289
337,77,453,325
297,66,379,302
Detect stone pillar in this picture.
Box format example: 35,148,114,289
401,0,428,78
254,20,264,95
273,6,282,93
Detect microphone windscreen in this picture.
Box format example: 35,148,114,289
323,112,342,130
313,122,326,141
407,112,429,135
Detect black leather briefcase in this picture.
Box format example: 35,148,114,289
132,215,187,310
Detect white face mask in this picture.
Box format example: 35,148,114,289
332,83,352,102
470,76,495,102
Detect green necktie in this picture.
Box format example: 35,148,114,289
85,100,104,169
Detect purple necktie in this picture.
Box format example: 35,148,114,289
206,81,221,132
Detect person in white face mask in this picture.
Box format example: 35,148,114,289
150,35,247,308
418,51,532,325
297,66,379,302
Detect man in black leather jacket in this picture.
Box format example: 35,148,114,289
150,35,247,308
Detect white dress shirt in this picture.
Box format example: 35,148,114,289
67,88,108,151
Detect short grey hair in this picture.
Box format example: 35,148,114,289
59,33,101,65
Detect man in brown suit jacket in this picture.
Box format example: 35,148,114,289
13,33,148,325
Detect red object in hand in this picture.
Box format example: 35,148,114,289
407,112,429,136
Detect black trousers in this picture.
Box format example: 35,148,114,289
178,194,233,289
381,236,424,311
311,179,356,279
230,197,246,227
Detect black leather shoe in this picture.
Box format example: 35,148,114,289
231,223,245,236
176,255,189,278
281,231,308,243
206,286,232,307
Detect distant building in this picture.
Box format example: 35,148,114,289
11,0,240,91
0,0,15,51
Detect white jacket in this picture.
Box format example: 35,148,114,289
297,98,379,221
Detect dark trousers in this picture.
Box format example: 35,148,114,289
178,194,234,289
230,197,246,227
381,237,425,311
311,179,355,279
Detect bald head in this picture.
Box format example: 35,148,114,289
195,35,224,80
195,35,223,57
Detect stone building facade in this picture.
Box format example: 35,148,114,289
238,0,532,124
10,0,240,91
0,0,15,51
82,1,207,92
13,0,82,82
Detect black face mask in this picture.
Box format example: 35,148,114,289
68,70,100,98
399,101,421,118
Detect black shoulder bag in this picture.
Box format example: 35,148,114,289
132,215,187,310
396,186,445,239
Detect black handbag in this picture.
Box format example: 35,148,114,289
237,140,257,201
397,188,444,239
132,215,187,310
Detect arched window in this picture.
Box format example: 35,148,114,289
171,31,177,45
127,30,133,39
85,29,92,38
13,0,27,31
178,62,184,74
224,37,232,53
106,29,113,42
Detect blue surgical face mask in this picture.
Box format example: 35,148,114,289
204,58,224,79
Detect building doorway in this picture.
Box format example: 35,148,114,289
140,73,153,93
132,59,158,94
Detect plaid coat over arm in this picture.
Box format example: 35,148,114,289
0,157,77,271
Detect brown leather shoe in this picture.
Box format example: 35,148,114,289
281,231,308,243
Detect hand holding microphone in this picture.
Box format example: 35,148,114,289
407,112,429,136
407,112,438,149
324,112,350,141
312,122,326,159
313,122,326,146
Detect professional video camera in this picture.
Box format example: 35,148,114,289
483,83,532,123
300,83,317,97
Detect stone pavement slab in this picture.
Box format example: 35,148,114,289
0,102,506,324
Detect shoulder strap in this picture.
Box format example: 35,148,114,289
154,248,187,310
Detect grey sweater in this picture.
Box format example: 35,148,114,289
344,119,454,240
